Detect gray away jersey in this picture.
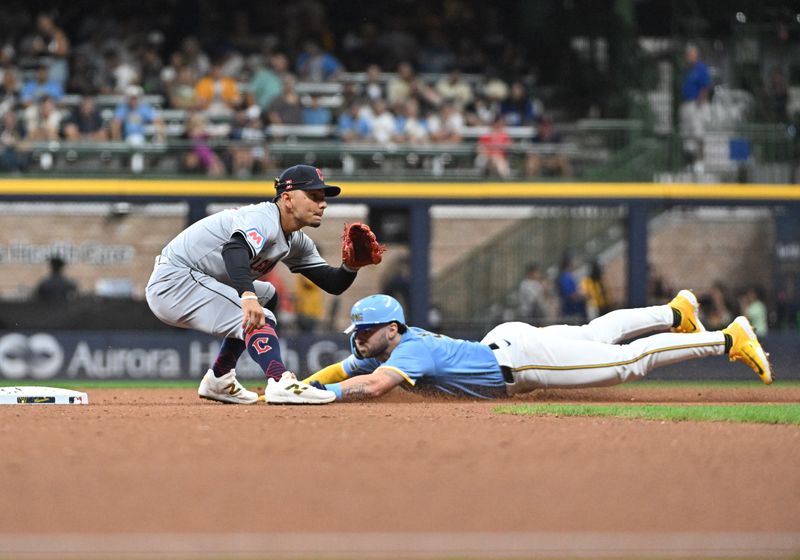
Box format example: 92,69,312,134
161,202,325,282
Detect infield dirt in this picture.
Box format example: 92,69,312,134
1,385,799,555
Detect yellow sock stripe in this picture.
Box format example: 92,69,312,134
512,341,725,372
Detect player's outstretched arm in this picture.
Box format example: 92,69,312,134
303,361,350,385
327,368,403,401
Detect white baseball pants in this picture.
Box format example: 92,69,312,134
145,256,277,340
480,305,725,394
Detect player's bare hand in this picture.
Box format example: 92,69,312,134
241,298,266,333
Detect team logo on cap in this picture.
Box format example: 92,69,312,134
316,168,324,181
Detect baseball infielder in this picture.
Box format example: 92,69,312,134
146,164,376,405
303,290,772,401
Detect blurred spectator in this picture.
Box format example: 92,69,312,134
160,51,186,87
110,85,165,144
338,82,360,115
394,98,429,144
101,49,139,94
464,93,497,126
296,40,343,82
21,13,70,87
557,252,587,323
435,68,473,107
67,51,101,95
250,52,288,111
295,274,324,333
410,77,442,114
764,66,788,124
387,61,419,107
517,262,548,322
266,75,303,125
337,99,372,142
20,64,63,106
0,110,30,172
217,48,245,81
0,67,19,116
500,81,537,126
428,100,465,143
194,60,241,116
70,30,106,90
139,45,165,97
166,66,199,110
702,280,733,331
525,115,571,178
240,91,262,121
679,43,711,165
479,68,509,104
63,96,107,141
180,36,210,79
302,94,333,125
581,260,610,320
476,115,511,179
35,256,77,303
182,112,225,176
226,108,270,177
24,96,61,141
370,98,398,145
362,64,386,102
738,285,768,335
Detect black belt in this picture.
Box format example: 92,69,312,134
487,343,515,384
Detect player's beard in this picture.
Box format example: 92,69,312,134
357,332,390,360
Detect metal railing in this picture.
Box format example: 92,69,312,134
431,206,626,330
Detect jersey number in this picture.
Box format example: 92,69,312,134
251,257,272,274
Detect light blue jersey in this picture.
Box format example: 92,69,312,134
342,327,507,399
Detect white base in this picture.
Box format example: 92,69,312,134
0,386,89,405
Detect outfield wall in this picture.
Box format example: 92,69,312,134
2,178,799,328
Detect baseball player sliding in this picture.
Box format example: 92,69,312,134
145,164,383,405
303,290,772,401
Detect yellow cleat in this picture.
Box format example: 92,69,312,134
669,289,706,333
722,316,773,384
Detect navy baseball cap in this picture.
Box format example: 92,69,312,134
274,165,341,198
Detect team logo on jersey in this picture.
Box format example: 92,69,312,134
245,228,265,251
316,168,324,181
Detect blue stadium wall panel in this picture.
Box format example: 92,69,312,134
0,330,795,382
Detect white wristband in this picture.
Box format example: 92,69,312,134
241,295,259,301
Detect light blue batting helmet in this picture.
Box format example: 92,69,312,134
344,294,406,334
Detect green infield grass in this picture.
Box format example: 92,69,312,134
496,402,800,425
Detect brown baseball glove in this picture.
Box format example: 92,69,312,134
342,222,386,268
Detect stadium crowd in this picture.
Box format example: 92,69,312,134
0,3,573,178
